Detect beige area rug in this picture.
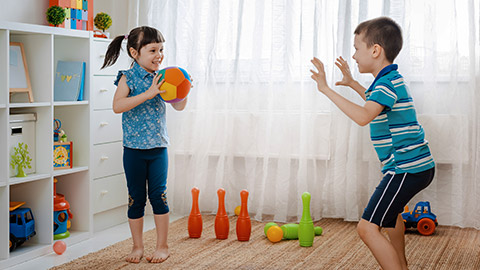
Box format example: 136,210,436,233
52,215,480,270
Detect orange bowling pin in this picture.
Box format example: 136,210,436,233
215,188,229,239
188,187,202,238
236,189,251,241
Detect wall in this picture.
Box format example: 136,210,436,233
0,0,128,37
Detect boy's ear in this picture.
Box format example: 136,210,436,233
372,44,383,58
129,47,138,59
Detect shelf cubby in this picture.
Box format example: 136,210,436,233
10,178,53,247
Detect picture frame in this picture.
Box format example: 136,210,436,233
53,141,73,170
9,42,34,102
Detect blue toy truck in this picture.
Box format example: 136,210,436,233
402,201,437,236
10,208,36,251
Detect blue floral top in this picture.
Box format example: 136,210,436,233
114,62,169,149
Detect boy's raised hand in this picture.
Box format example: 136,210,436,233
334,56,354,87
310,57,329,93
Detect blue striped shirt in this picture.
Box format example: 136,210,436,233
114,62,169,149
366,64,435,174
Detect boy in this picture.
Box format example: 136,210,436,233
310,17,435,270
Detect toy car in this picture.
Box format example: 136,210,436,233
10,205,36,252
402,201,437,236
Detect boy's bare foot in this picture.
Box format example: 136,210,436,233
146,248,170,263
126,247,144,263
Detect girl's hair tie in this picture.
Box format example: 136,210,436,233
124,34,129,40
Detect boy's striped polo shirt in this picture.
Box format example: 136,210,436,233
365,64,435,174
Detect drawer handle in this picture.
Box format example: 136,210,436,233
100,122,109,126
99,88,108,93
101,156,109,161
99,54,106,58
100,190,109,195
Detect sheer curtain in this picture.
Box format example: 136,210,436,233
127,0,480,228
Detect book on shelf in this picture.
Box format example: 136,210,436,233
54,61,86,101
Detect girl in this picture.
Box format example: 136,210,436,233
102,26,189,264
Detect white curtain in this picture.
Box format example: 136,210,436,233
127,0,480,229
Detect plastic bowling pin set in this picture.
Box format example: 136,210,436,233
188,188,321,247
188,187,252,241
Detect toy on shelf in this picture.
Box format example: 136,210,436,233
10,142,32,177
53,141,73,170
53,119,73,170
9,202,36,252
93,12,112,38
46,5,66,27
54,118,62,142
53,178,74,240
48,0,93,31
402,201,438,236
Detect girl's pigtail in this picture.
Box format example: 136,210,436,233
101,35,125,69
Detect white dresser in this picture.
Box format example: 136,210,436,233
90,38,130,232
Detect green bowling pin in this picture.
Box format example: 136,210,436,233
281,223,322,240
281,223,299,240
298,192,314,247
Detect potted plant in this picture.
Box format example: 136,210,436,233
10,142,32,177
46,5,66,27
94,12,112,38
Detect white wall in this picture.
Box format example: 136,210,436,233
0,0,128,37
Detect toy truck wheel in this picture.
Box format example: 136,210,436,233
417,218,436,236
9,234,17,252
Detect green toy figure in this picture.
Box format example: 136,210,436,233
10,142,32,177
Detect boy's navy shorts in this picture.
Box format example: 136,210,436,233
362,167,435,228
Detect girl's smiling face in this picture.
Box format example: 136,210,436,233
134,42,164,73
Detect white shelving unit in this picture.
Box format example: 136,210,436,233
0,21,96,268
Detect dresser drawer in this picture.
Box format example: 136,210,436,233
93,141,124,178
92,110,122,144
92,76,116,110
91,40,130,76
93,174,128,214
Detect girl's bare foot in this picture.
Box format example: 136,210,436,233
126,247,143,263
146,247,170,263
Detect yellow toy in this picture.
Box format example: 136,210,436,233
234,205,241,216
266,225,283,243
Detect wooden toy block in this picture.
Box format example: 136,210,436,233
65,18,71,29
76,9,82,19
49,0,70,8
50,0,93,30
87,0,93,30
65,7,71,18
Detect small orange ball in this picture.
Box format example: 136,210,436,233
266,225,284,243
234,205,241,216
53,240,67,255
